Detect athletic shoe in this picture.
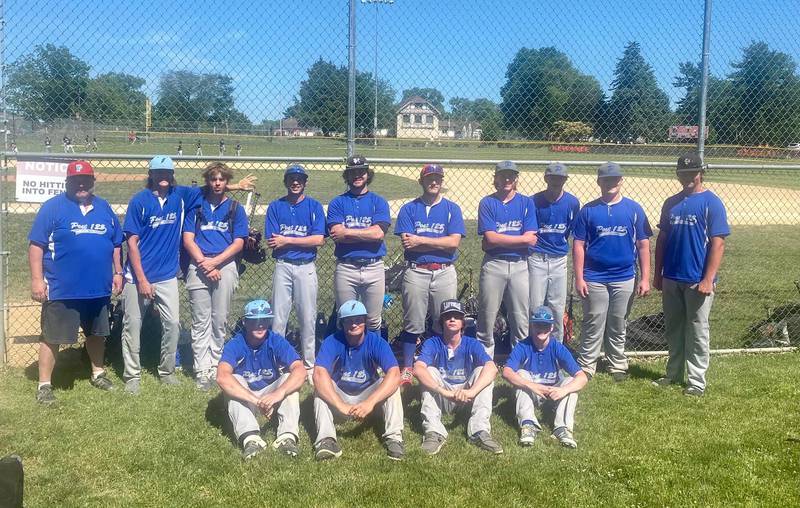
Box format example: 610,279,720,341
683,386,704,397
195,372,213,392
384,439,405,461
89,371,114,391
124,378,141,395
519,424,538,446
611,372,629,383
315,438,342,461
399,367,414,387
160,374,180,386
242,438,267,460
552,427,578,449
421,432,446,456
36,384,57,406
469,431,504,454
273,436,299,458
652,377,674,387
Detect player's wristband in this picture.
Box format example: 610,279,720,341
113,272,124,276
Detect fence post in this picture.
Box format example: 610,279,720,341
0,154,7,366
347,0,357,158
697,0,713,158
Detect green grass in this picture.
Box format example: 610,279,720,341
0,351,798,507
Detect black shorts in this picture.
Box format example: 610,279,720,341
40,297,111,344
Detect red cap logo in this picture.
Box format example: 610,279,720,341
66,160,95,177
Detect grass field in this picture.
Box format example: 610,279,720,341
0,350,798,507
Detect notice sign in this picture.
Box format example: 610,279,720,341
15,157,70,203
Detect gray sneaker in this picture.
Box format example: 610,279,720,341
384,439,405,461
160,374,180,386
469,431,504,454
36,384,57,406
652,377,674,387
242,438,267,460
611,372,629,383
195,372,213,392
315,438,342,461
124,378,141,395
552,426,578,449
421,432,446,456
273,436,299,458
90,371,115,391
519,424,538,446
683,386,704,397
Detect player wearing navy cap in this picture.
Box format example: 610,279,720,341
476,160,538,357
326,155,391,331
216,300,306,459
29,160,124,405
529,162,580,342
395,164,465,385
183,162,250,391
265,164,326,382
312,300,404,461
573,162,652,381
503,306,588,448
414,300,502,455
653,153,730,396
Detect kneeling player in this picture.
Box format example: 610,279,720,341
216,300,306,459
502,306,588,448
414,300,502,455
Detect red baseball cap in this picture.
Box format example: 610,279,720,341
420,163,444,178
66,160,95,178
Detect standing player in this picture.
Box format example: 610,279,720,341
476,160,538,357
177,141,183,156
44,136,52,153
219,139,226,157
28,160,124,404
653,153,729,396
235,142,242,157
265,164,326,382
394,163,465,385
414,300,502,455
313,300,404,461
502,306,588,448
92,137,98,151
326,155,391,331
216,300,306,459
573,162,652,381
84,135,91,152
529,162,580,342
195,140,203,156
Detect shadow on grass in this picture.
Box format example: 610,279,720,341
628,362,663,382
23,346,90,390
205,392,237,447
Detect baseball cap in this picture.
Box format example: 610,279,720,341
284,163,308,179
244,299,273,320
597,162,623,178
66,160,95,178
495,160,518,174
338,300,368,320
439,299,465,318
345,154,369,171
677,152,705,172
420,163,444,178
148,155,175,172
544,162,569,177
529,305,556,325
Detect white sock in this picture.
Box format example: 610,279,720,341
91,369,105,380
38,382,51,389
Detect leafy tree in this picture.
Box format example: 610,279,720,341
83,73,146,123
153,71,249,129
6,44,91,122
401,87,445,113
449,97,501,124
551,120,593,142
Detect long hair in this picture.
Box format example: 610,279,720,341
200,161,234,197
342,166,375,186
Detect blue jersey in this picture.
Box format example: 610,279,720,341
123,185,202,284
394,197,466,263
477,193,538,260
506,337,581,385
264,196,326,262
315,330,398,395
28,193,123,300
326,191,391,260
416,335,490,385
219,331,301,392
658,190,730,284
531,191,580,257
573,197,652,283
183,197,249,257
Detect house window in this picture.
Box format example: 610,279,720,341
402,114,410,123
426,115,433,124
414,114,423,124
415,103,424,109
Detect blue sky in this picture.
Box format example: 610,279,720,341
8,0,800,122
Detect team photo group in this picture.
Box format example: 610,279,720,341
28,151,729,461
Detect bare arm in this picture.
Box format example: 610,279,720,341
126,234,154,298
698,236,725,295
572,239,588,297
455,361,498,402
112,246,123,295
28,243,47,302
401,233,461,252
216,362,261,406
636,238,651,297
547,370,589,400
226,174,257,191
414,361,455,399
329,224,386,243
255,360,306,417
208,238,245,267
482,230,537,249
502,366,553,398
313,366,351,415
182,232,205,265
653,230,667,291
349,366,401,419
267,234,325,250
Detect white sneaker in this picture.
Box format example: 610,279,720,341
519,424,538,446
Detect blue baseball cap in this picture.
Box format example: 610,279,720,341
530,305,556,325
284,163,308,179
338,300,367,320
244,299,273,320
148,156,175,172
597,162,623,178
495,160,518,174
420,163,445,178
544,162,569,177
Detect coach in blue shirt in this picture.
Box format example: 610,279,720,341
28,160,124,405
573,162,652,381
653,153,730,396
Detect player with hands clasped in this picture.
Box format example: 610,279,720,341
502,305,588,448
572,162,652,382
312,300,405,461
414,300,502,455
216,300,306,460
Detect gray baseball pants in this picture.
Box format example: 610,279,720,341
227,373,300,444
401,264,457,335
186,260,239,375
314,381,404,444
121,277,181,381
476,256,530,357
333,260,385,331
577,278,635,376
271,260,319,370
662,278,715,392
515,370,578,432
420,366,493,438
528,253,568,341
